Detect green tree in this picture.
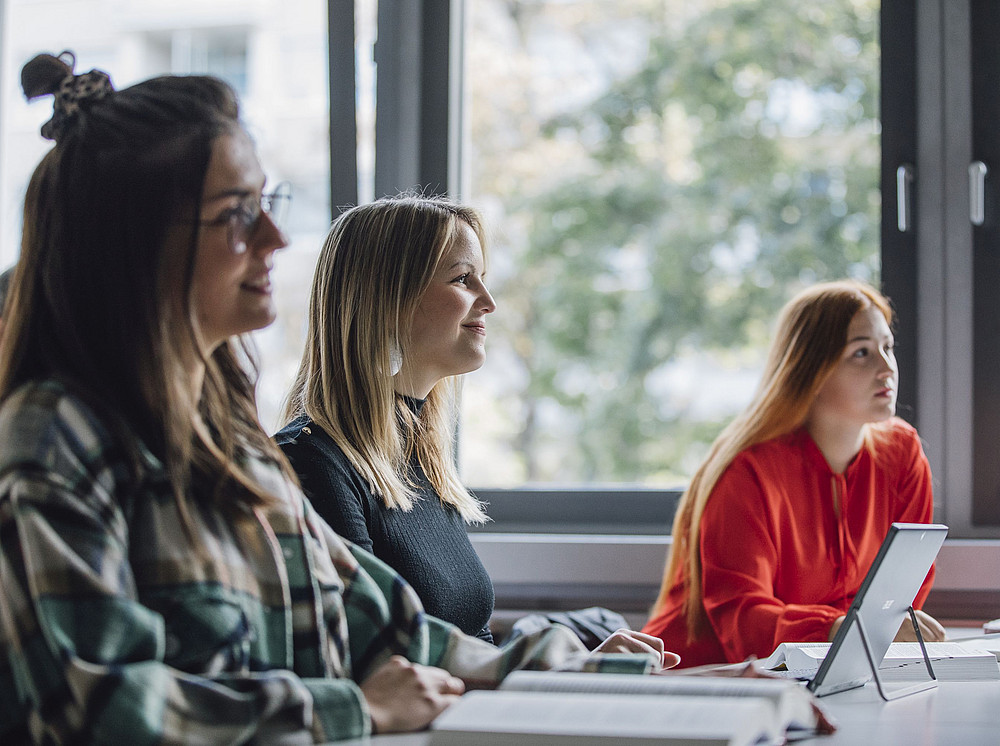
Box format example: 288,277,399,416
467,0,880,484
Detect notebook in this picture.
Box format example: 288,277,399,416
807,521,948,698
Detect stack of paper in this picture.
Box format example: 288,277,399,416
761,640,1000,681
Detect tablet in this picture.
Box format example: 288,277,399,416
808,522,948,698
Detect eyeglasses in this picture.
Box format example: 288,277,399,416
200,181,292,254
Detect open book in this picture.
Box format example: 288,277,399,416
946,632,1000,661
428,670,821,745
761,641,1000,682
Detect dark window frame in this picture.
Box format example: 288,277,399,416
328,0,1000,556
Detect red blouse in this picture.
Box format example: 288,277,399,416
643,418,936,668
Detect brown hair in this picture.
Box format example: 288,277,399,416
1,51,289,521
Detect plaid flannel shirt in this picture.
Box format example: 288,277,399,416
0,379,653,744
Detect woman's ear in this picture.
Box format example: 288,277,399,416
390,340,403,376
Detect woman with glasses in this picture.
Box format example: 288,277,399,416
642,280,945,668
0,52,662,745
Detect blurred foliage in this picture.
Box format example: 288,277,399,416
466,0,880,484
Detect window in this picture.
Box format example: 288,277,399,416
461,0,881,489
357,1,1000,619
0,0,330,434
145,28,249,95
360,1,1000,535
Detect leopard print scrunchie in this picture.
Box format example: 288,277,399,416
41,55,114,141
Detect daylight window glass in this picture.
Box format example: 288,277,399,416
460,0,881,488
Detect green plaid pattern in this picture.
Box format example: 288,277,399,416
0,380,653,744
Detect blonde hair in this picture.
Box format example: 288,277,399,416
653,280,895,639
282,194,488,522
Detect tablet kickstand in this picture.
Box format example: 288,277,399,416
854,605,938,701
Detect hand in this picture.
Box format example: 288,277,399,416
894,609,946,643
360,655,465,734
831,610,946,644
828,616,846,642
592,629,681,670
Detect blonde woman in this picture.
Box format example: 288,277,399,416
642,280,945,667
278,196,674,664
277,195,498,641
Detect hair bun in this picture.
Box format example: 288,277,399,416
21,50,115,141
21,51,75,101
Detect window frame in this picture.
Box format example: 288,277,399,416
330,0,1000,617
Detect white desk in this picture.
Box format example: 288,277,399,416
800,680,1000,744
337,681,1000,745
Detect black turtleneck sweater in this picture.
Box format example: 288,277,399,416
274,404,495,643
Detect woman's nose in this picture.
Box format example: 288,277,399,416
480,285,497,314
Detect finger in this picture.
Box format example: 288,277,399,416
603,630,631,646
922,620,946,642
912,610,946,641
593,632,626,653
616,637,660,658
609,629,662,647
626,630,665,654
609,630,665,656
442,675,465,695
924,615,947,641
662,651,682,669
418,665,466,696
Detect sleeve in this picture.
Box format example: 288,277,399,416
0,448,364,743
698,457,844,663
279,436,375,554
891,426,937,608
340,543,656,692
